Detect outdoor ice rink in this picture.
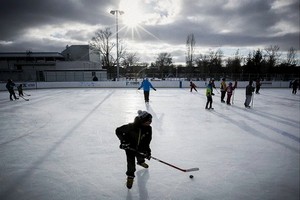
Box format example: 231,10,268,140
0,88,299,200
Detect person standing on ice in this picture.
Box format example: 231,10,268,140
6,79,19,101
255,78,262,94
225,81,237,105
210,78,216,95
190,81,198,92
138,78,156,103
205,81,214,110
244,80,255,108
116,110,153,189
291,79,299,94
17,84,24,96
220,78,227,103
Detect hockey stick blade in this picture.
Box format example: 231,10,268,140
184,168,199,172
20,96,29,101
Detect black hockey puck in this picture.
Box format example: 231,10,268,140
189,175,194,178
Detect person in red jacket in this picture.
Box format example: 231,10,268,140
225,81,237,105
116,110,153,189
190,81,198,92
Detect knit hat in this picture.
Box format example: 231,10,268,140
137,110,152,122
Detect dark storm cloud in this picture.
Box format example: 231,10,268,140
0,0,114,39
0,0,298,63
131,0,299,51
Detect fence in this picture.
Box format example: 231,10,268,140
0,70,299,82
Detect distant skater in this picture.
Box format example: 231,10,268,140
190,81,198,92
220,78,227,103
292,79,299,94
205,81,214,110
138,78,156,103
116,110,153,189
210,78,216,95
17,84,24,96
226,81,237,105
6,79,18,101
255,78,261,94
244,80,255,108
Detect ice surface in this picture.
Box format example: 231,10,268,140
0,88,299,200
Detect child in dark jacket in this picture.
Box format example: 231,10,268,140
116,110,153,189
17,84,24,96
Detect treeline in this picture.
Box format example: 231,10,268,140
89,29,299,81
120,47,299,81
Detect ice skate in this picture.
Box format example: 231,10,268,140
126,176,134,189
137,162,149,168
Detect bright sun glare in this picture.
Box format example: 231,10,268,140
119,0,144,28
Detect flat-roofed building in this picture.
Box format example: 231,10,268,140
0,45,106,82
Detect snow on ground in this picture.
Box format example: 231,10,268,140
0,88,299,200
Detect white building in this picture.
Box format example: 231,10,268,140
0,45,107,82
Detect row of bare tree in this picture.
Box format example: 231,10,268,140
89,28,299,79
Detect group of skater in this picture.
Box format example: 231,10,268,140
204,78,239,109
190,78,259,110
5,79,25,101
136,77,299,112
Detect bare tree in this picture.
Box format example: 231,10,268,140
286,47,297,66
121,52,140,68
89,28,115,68
186,33,195,67
264,45,281,68
226,49,242,79
155,52,173,78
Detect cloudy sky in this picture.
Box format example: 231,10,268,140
0,0,299,64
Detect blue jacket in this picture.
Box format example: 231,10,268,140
139,79,155,92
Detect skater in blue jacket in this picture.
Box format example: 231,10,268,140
138,78,156,103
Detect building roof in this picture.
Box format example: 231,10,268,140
0,52,64,58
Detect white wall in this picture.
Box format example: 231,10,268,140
0,81,292,91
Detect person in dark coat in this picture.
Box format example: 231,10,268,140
116,110,153,189
292,79,299,94
6,79,18,101
220,78,227,103
255,78,262,94
244,80,255,108
17,84,24,96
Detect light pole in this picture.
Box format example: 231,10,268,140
110,10,124,81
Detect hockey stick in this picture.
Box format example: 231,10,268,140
20,96,29,101
214,87,220,94
127,147,199,172
232,81,237,105
23,92,31,96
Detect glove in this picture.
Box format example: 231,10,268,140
144,152,151,160
119,143,130,150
